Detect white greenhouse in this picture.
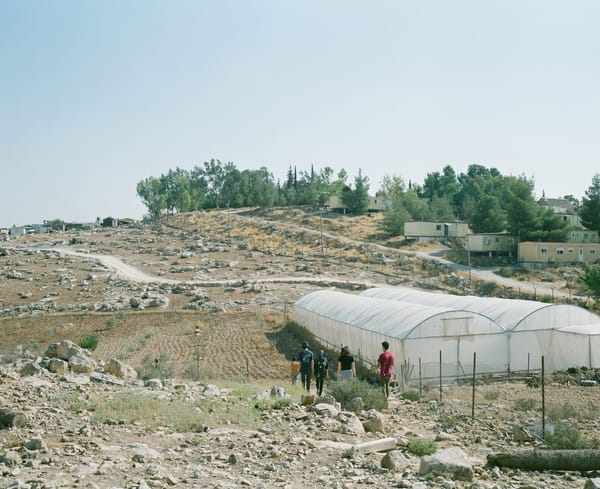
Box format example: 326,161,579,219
293,287,600,384
360,287,600,373
293,290,508,383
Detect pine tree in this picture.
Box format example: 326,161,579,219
579,174,600,233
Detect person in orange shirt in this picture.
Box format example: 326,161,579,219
290,356,301,384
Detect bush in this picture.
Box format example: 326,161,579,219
406,437,436,456
79,335,99,351
514,398,536,411
137,352,175,380
545,421,595,449
328,379,387,411
184,362,219,382
400,389,421,401
548,403,578,422
484,390,499,401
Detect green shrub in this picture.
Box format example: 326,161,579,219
406,437,437,456
545,421,594,449
548,403,578,422
525,375,541,388
184,362,219,382
328,379,387,411
137,352,175,380
90,392,209,431
54,391,90,412
437,415,458,430
514,398,536,411
79,335,99,351
400,389,421,401
484,390,499,401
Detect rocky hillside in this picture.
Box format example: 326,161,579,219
2,208,600,488
2,339,600,488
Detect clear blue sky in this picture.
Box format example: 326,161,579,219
1,1,599,227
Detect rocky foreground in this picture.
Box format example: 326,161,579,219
2,340,600,489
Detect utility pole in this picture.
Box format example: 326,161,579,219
320,208,324,255
195,325,202,373
467,234,472,287
227,202,231,240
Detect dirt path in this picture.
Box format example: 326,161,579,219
5,214,581,301
49,247,180,284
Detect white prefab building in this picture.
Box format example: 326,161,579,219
360,287,600,374
294,290,508,382
404,221,468,240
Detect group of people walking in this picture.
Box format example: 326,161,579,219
291,340,395,398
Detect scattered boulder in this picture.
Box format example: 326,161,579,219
68,355,95,374
105,358,138,379
419,446,474,481
381,449,411,472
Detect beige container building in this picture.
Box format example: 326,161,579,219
519,241,600,266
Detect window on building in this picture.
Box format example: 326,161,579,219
568,248,574,254
436,224,441,231
591,249,597,255
541,248,548,254
484,238,491,245
556,248,564,255
584,233,589,239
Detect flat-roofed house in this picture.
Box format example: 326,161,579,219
519,241,600,267
404,221,468,241
468,233,517,256
325,195,387,213
569,229,599,243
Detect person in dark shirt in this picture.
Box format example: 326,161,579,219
314,350,329,396
337,345,355,381
297,341,314,392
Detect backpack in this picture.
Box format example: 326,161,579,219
315,356,328,376
299,349,313,370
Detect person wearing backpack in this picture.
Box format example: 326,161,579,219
314,350,329,396
297,341,314,392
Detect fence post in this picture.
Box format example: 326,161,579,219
541,355,546,441
472,352,476,419
439,350,443,403
419,357,422,396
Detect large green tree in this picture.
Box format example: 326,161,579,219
379,175,410,235
136,176,167,219
580,174,600,233
341,169,369,215
583,265,600,300
504,176,569,242
470,195,507,233
504,176,541,240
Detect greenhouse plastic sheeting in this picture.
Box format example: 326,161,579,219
359,287,600,373
294,290,508,383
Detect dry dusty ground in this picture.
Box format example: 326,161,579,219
1,208,600,488
0,207,596,380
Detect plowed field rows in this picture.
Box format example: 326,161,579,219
0,310,291,381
